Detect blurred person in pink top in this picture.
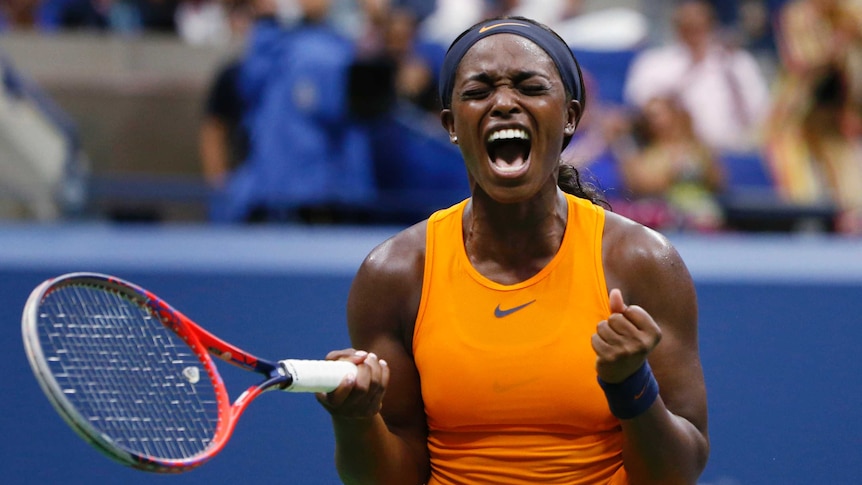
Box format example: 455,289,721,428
624,0,771,154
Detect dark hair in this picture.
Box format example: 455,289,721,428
558,163,610,209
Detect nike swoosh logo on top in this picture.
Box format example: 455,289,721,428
479,22,527,34
494,299,536,318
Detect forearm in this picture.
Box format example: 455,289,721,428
199,120,230,187
332,414,428,485
620,399,709,485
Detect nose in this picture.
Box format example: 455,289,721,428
490,87,521,118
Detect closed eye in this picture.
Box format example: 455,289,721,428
513,70,552,94
459,74,494,100
460,87,491,100
457,72,553,100
519,84,551,95
460,83,549,100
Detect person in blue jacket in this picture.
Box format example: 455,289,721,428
212,0,375,223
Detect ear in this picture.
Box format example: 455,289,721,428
441,109,457,143
564,99,582,136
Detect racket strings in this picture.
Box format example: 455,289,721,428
37,284,221,460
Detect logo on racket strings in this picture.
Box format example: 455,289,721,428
182,366,201,384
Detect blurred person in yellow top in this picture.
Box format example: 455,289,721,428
620,95,726,233
764,0,862,233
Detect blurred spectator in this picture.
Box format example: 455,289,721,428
483,0,585,26
345,0,467,224
701,0,788,81
618,95,726,232
210,0,375,223
561,71,635,201
763,0,862,233
0,0,41,30
198,0,254,189
483,0,521,19
418,0,483,47
175,0,230,45
200,59,248,188
134,0,178,32
36,0,112,31
624,0,771,154
734,0,779,58
351,2,444,115
375,0,437,26
34,0,178,33
0,52,88,220
351,0,437,52
554,4,649,107
383,7,444,113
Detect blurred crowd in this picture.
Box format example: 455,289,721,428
2,0,862,234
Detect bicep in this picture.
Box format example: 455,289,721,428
608,228,708,434
346,247,429,461
643,247,707,434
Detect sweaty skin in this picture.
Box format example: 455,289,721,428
318,26,709,485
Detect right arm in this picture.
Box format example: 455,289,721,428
199,116,230,188
318,224,430,485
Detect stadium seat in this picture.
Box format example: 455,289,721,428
717,151,837,232
719,151,774,191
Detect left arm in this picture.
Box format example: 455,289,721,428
598,213,709,485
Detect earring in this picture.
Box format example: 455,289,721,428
450,135,458,144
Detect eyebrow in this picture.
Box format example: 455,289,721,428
463,69,551,84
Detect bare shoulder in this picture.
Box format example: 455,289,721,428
356,221,427,286
348,221,427,346
602,211,693,300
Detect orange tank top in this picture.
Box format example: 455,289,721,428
413,194,628,485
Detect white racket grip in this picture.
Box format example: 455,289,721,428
279,359,358,393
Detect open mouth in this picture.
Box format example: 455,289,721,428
486,128,531,175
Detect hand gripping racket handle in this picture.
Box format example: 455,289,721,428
279,359,358,393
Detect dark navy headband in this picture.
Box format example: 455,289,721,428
439,18,583,109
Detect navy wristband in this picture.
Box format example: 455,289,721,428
597,362,659,420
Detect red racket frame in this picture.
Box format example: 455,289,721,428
24,273,291,473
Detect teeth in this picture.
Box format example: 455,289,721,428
487,129,529,143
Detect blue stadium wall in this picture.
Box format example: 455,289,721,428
2,224,861,485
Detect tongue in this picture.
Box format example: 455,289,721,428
492,140,528,168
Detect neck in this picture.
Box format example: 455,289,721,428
463,188,568,283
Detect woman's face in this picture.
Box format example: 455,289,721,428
441,33,579,204
643,97,677,134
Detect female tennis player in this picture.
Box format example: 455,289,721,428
318,16,709,484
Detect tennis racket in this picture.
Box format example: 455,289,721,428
21,272,356,473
